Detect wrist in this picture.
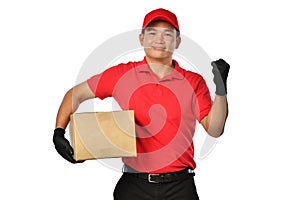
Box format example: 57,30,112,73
215,84,227,96
215,91,227,96
215,94,227,98
54,128,65,137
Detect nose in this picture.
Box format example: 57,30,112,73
155,33,164,43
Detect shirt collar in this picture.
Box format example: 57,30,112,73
137,57,184,80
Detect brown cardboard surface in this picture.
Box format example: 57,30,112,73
69,110,136,160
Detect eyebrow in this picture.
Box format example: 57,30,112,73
146,27,174,33
145,27,157,32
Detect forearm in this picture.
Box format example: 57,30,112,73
55,88,80,129
55,81,95,129
206,95,228,138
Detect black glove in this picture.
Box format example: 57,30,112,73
211,58,230,96
53,128,84,164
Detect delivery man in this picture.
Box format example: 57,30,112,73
53,8,230,200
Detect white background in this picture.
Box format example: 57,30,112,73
1,0,299,199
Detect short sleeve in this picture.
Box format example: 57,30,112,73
87,64,132,100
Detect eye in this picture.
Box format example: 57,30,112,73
164,34,174,40
164,32,174,37
145,30,156,36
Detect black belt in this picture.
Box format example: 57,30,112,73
123,167,195,183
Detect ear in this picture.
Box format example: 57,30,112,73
175,36,181,49
139,33,144,46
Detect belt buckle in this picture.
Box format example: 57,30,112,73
148,174,159,183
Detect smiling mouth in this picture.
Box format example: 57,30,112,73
152,46,166,51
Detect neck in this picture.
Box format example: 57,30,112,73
145,56,174,79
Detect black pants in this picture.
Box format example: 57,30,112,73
113,173,199,200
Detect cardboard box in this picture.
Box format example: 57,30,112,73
69,110,136,160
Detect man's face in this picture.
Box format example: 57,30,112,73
140,21,181,59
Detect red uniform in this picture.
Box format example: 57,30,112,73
87,57,212,173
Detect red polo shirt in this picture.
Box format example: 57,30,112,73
87,57,212,173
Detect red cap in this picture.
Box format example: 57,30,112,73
142,8,180,32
